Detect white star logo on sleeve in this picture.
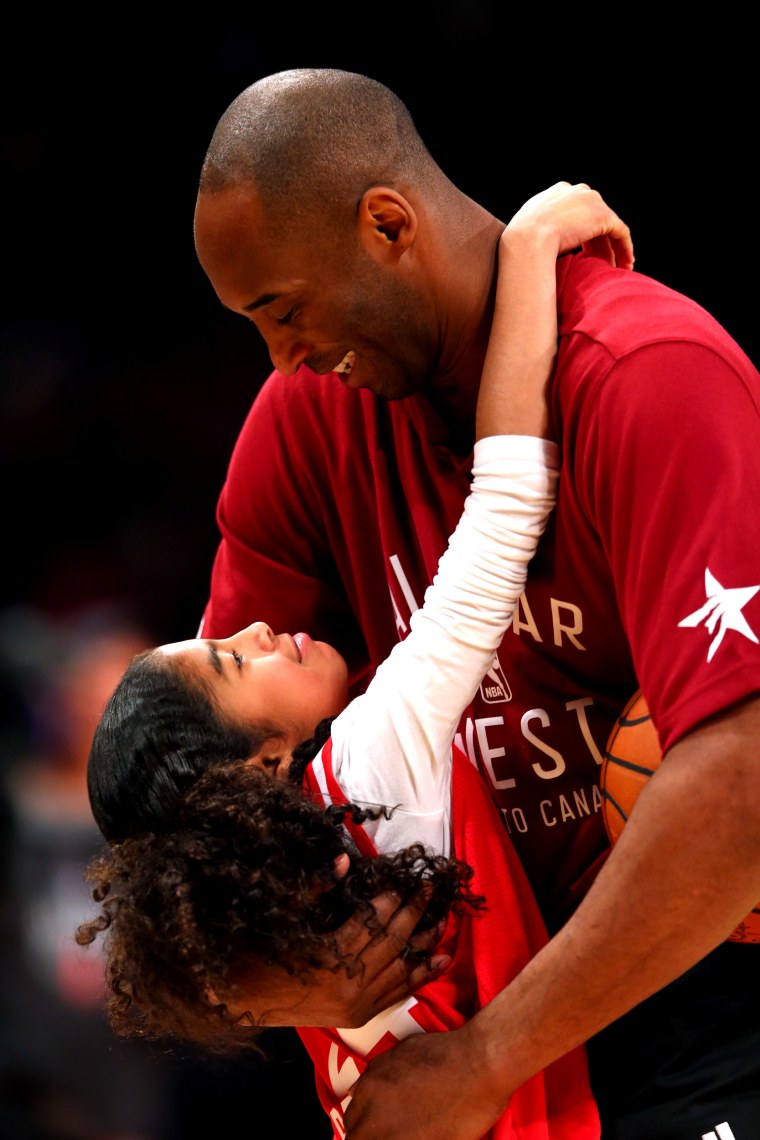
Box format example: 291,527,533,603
678,568,760,662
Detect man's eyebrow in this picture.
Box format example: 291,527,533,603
243,292,280,313
207,643,223,675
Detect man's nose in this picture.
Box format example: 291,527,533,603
266,329,314,377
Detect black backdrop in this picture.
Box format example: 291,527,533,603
0,10,756,1138
3,11,756,642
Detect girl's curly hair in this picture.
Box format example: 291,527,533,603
76,758,484,1055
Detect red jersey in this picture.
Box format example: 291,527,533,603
298,741,600,1140
200,251,760,927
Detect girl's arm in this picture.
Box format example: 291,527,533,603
477,181,633,441
333,185,633,848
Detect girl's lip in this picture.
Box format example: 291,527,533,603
293,632,309,662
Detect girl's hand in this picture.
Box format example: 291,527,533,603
504,181,634,270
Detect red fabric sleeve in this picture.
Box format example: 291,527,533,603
576,340,760,753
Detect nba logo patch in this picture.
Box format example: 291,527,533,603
479,653,511,704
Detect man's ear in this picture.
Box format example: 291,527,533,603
357,187,417,262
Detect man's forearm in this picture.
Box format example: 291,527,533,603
468,695,760,1100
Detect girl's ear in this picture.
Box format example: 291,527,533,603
333,853,350,880
243,741,289,780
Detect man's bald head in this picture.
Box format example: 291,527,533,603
193,68,500,405
197,68,444,228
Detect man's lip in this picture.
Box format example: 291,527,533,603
307,351,356,378
332,350,356,376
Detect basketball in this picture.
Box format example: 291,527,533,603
601,690,658,845
601,689,760,944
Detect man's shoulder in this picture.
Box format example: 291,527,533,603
238,367,382,455
558,252,742,363
256,366,370,417
250,368,452,455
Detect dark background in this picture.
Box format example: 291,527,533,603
2,12,757,642
0,8,755,1138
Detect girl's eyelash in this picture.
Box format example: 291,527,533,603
277,308,294,326
232,650,243,668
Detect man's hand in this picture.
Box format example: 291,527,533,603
344,1023,507,1139
228,885,451,1028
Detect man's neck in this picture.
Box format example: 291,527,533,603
425,217,503,450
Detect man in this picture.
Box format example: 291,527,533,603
193,68,760,1139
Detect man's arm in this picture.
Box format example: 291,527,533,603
199,372,375,689
224,186,628,1026
343,693,760,1138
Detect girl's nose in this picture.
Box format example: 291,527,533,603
249,621,276,649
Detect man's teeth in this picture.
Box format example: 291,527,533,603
334,351,356,375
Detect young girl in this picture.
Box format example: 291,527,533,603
78,184,633,1139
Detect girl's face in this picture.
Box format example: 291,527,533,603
157,622,349,779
